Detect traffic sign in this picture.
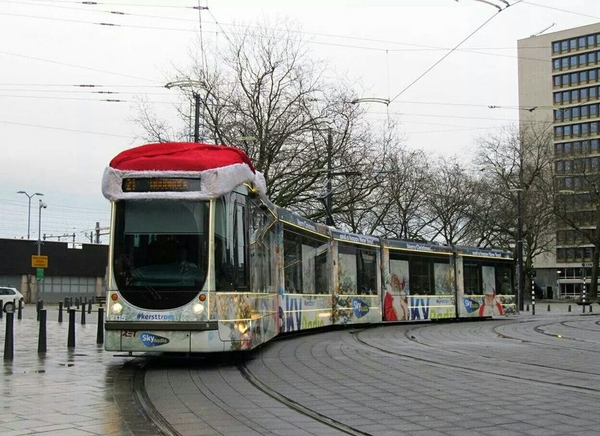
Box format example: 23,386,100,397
31,255,48,268
36,268,44,280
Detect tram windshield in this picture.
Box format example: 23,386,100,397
113,200,208,310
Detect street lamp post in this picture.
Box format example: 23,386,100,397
165,80,201,143
37,199,47,302
37,199,47,256
16,191,43,239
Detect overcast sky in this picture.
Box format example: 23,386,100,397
1,0,599,243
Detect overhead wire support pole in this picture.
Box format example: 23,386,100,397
326,130,334,226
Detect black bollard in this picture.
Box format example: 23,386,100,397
97,307,104,344
58,302,63,323
590,305,593,313
67,309,76,348
36,300,43,321
548,304,551,312
81,305,86,325
0,299,3,320
38,309,47,353
17,300,23,320
87,300,92,314
568,304,572,312
526,304,529,312
76,297,80,309
4,312,14,360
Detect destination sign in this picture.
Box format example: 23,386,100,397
122,178,202,193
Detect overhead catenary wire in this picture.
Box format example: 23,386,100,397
389,1,523,103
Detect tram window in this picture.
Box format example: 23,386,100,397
215,193,248,291
338,244,377,295
463,263,481,295
410,258,430,295
283,228,328,294
315,250,329,294
358,250,377,295
433,263,453,295
249,199,275,293
113,200,209,310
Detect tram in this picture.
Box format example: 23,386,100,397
101,142,516,353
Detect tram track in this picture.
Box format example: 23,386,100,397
120,318,600,435
125,352,370,436
122,355,183,436
237,361,372,436
350,319,600,393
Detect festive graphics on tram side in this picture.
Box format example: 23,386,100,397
463,297,481,314
384,259,409,321
352,298,370,318
409,296,455,320
279,294,331,333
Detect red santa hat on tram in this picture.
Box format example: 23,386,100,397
102,142,267,201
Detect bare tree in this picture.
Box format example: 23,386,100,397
474,122,555,272
422,157,478,245
147,18,379,217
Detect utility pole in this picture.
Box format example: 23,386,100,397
326,130,334,226
193,92,200,143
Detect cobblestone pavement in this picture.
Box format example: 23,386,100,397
1,302,599,436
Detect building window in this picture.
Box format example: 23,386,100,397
562,57,569,69
592,122,598,134
589,52,597,64
591,69,598,81
581,123,589,135
571,56,578,67
573,124,580,136
555,143,564,155
590,87,598,99
573,89,580,101
553,76,561,87
555,126,563,138
562,40,569,51
554,92,562,104
581,88,589,100
565,125,572,136
579,37,587,49
591,104,598,116
592,139,599,152
570,39,577,50
571,72,579,85
582,105,589,117
553,42,561,53
581,70,588,83
588,35,596,47
573,106,580,119
582,140,590,153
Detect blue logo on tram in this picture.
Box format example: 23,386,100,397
352,298,369,318
463,298,480,313
140,332,170,347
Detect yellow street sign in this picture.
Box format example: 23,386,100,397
31,255,48,268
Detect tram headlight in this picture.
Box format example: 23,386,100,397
111,302,123,314
193,303,205,314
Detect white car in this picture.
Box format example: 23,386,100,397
0,287,25,307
